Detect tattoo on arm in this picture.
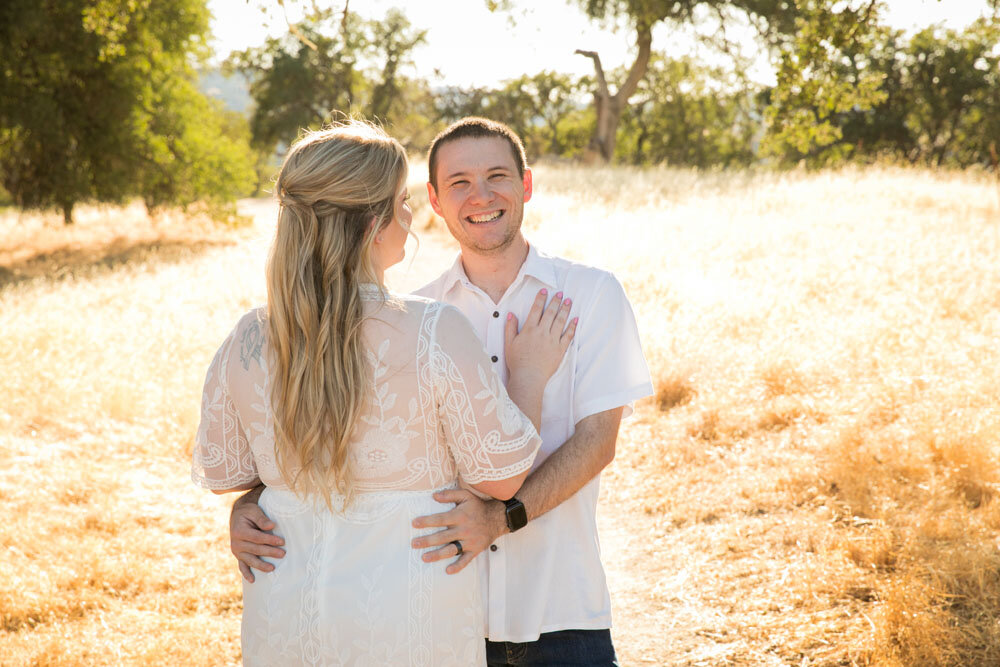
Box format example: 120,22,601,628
239,320,263,370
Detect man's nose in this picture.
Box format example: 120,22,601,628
469,177,492,204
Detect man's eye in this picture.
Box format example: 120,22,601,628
451,180,469,187
488,174,506,181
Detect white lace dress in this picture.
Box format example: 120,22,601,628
192,292,542,666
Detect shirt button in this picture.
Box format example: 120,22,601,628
491,355,498,363
493,311,499,318
490,544,498,552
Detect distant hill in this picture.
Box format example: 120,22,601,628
198,68,252,114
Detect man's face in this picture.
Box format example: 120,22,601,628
427,136,532,257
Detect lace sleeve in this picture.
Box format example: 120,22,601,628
191,330,260,490
431,305,541,485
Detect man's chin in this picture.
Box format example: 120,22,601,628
464,235,521,256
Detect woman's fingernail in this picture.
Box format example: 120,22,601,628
540,289,547,295
572,317,579,324
564,298,571,306
555,292,563,299
507,313,513,320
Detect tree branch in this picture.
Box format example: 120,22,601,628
613,22,652,105
845,0,878,41
276,0,318,51
575,49,609,97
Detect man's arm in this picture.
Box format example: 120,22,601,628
229,483,285,583
411,406,623,574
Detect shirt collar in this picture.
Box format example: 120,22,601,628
518,243,559,290
440,242,559,295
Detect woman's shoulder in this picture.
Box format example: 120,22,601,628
218,306,269,375
376,291,452,321
369,293,472,340
225,306,267,349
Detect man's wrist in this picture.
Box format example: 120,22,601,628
487,499,509,540
234,483,265,508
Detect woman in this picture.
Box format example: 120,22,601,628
191,122,576,666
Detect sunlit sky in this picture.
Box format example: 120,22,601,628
207,0,995,87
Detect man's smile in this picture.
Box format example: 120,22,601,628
466,209,504,224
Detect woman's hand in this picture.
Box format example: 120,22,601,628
504,288,577,387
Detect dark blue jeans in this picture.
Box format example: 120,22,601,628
486,629,619,667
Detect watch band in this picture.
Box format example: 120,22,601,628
504,497,527,532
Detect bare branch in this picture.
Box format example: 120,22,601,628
276,0,318,51
575,49,609,97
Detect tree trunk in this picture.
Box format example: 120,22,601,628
576,22,652,163
61,201,74,225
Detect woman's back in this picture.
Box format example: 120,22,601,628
192,291,541,666
193,289,540,496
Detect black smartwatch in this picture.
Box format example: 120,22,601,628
504,497,527,532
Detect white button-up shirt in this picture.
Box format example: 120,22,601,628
416,243,654,642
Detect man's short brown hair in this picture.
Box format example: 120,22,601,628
427,117,528,191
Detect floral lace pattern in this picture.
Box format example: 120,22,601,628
192,293,541,665
193,296,541,494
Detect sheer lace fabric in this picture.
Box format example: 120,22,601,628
193,294,540,493
192,292,541,666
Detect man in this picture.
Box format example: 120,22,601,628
229,117,653,665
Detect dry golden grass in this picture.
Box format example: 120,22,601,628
2,165,999,665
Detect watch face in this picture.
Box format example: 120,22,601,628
506,501,527,531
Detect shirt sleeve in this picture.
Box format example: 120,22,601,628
431,305,542,485
191,330,261,491
573,272,654,422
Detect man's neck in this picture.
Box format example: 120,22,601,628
459,236,529,304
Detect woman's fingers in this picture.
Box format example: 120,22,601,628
524,289,548,327
550,297,571,334
504,312,518,350
538,291,564,331
561,317,579,350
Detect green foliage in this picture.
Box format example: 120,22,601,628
898,20,1000,166
435,72,592,160
0,0,255,223
616,56,758,166
761,0,888,165
763,9,1000,168
227,8,430,153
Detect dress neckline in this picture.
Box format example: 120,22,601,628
359,283,389,300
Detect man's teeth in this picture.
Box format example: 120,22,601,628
468,210,502,223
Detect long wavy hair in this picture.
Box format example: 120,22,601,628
266,122,407,503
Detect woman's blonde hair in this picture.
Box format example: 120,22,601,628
266,121,407,503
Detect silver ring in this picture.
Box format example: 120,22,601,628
449,539,463,556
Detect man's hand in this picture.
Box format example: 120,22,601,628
230,486,285,583
411,489,506,574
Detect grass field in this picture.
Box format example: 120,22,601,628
2,164,999,665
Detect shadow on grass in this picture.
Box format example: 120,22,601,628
0,237,237,289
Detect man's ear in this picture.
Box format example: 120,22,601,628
427,182,444,216
522,168,533,203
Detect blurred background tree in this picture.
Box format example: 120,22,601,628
0,0,255,223
226,7,433,157
616,55,759,166
1,0,998,224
